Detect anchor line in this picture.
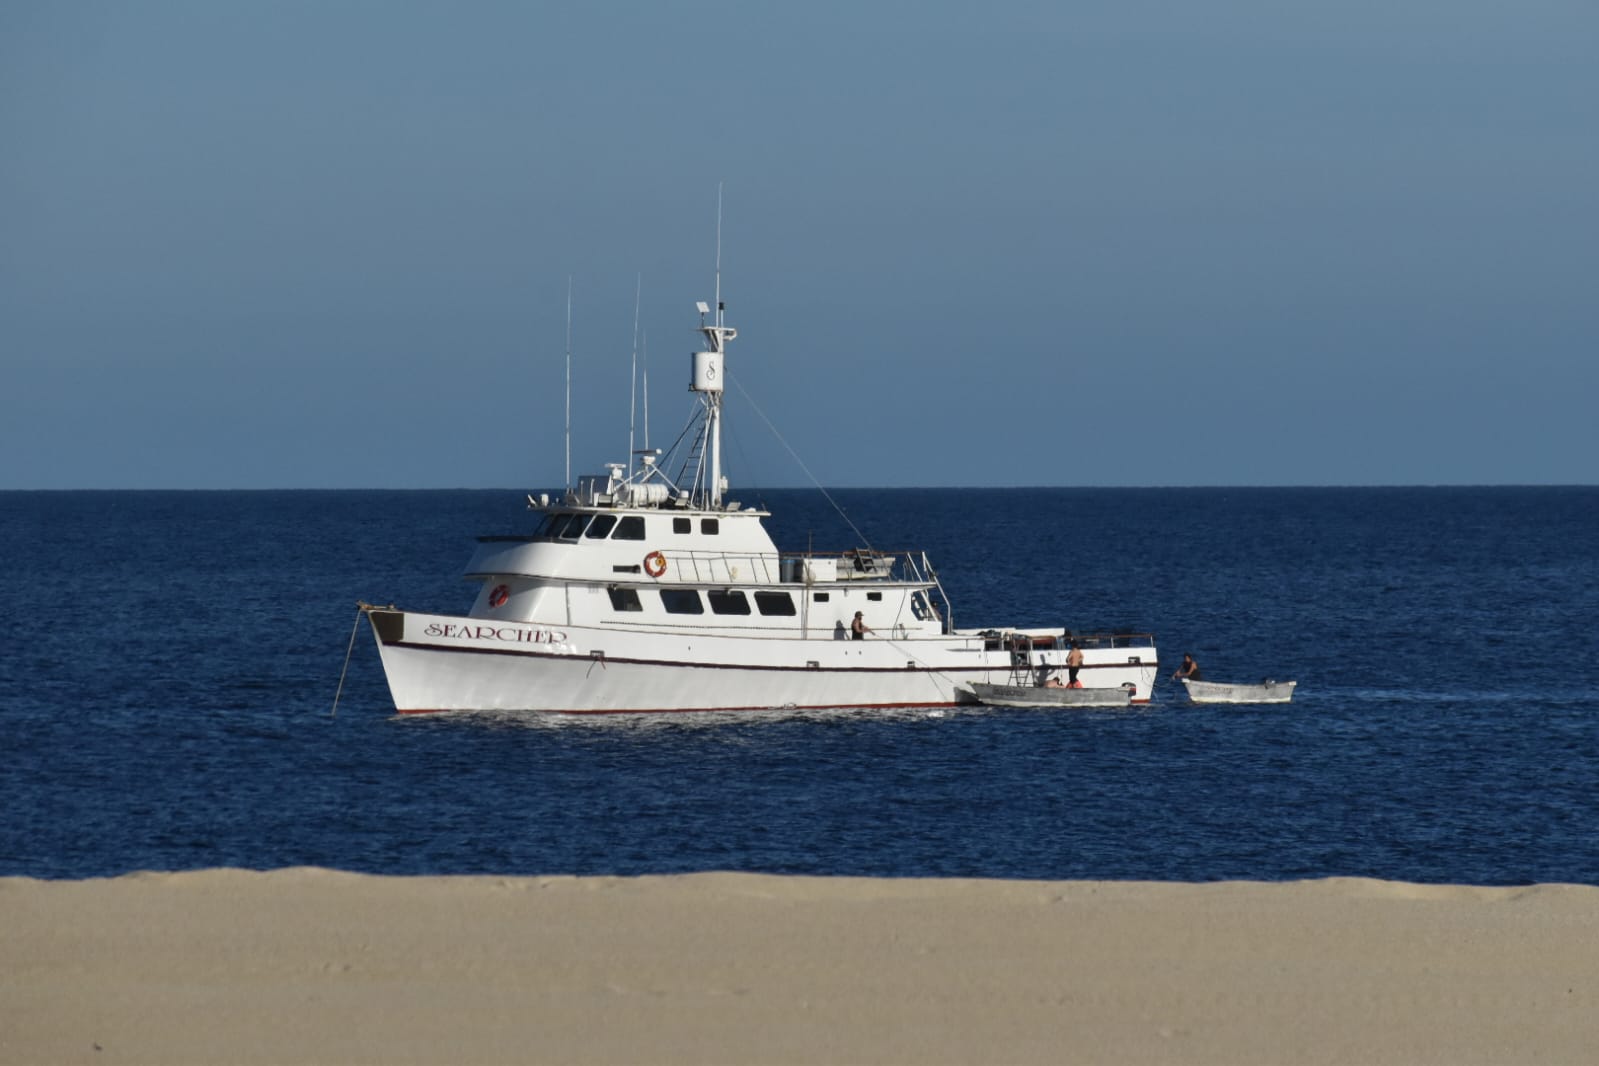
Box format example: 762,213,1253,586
331,601,391,717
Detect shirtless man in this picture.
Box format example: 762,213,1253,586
1066,641,1085,687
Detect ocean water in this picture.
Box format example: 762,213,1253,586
3,486,1597,885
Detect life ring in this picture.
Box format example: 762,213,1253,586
643,551,667,578
488,584,510,608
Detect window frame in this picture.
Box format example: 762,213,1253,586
754,591,797,617
607,587,643,612
707,590,751,615
660,589,705,615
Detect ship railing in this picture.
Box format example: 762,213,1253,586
664,551,785,586
661,549,943,588
771,548,936,584
907,550,952,632
978,629,1157,653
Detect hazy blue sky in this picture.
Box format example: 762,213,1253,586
3,1,1594,489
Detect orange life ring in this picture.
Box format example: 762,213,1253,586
643,551,667,578
488,584,510,608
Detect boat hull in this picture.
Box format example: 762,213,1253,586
368,609,1158,714
1180,678,1297,704
966,683,1132,709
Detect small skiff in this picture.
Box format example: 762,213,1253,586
967,683,1133,709
1180,678,1297,704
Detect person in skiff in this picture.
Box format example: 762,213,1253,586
851,612,873,640
1065,640,1085,688
1172,653,1202,681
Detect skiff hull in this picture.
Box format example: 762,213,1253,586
1180,678,1297,704
966,683,1133,709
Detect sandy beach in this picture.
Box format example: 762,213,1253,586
3,869,1596,1065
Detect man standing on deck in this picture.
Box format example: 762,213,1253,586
851,612,872,640
1066,641,1085,687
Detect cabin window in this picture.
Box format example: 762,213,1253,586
754,591,796,616
673,517,692,534
812,592,830,603
607,588,642,612
539,513,580,539
585,514,618,539
555,514,588,540
707,590,750,615
613,516,646,541
660,589,704,615
867,592,882,601
701,518,720,535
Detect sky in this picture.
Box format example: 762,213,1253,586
2,0,1595,489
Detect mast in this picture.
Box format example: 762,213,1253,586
690,300,734,508
572,274,578,492
689,188,736,508
711,189,722,507
628,274,641,478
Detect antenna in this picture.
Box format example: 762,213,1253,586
642,326,650,452
709,183,725,506
628,274,641,477
564,275,572,490
714,182,723,328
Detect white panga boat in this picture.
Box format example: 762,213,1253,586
364,275,1158,715
967,683,1133,709
1180,678,1297,704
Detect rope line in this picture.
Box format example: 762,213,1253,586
728,371,874,551
330,604,366,718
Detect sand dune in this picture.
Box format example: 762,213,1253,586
3,869,1596,1064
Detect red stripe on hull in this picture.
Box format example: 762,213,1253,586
386,640,1148,678
395,700,966,716
394,698,1152,716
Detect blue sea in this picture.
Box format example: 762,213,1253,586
4,487,1597,885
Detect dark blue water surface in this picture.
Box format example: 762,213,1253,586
3,487,1597,884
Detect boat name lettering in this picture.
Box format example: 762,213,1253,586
425,622,570,644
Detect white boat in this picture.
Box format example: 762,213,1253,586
1180,678,1297,704
364,267,1158,715
966,683,1133,709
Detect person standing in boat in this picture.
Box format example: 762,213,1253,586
851,612,872,640
1066,641,1085,688
1172,653,1202,681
